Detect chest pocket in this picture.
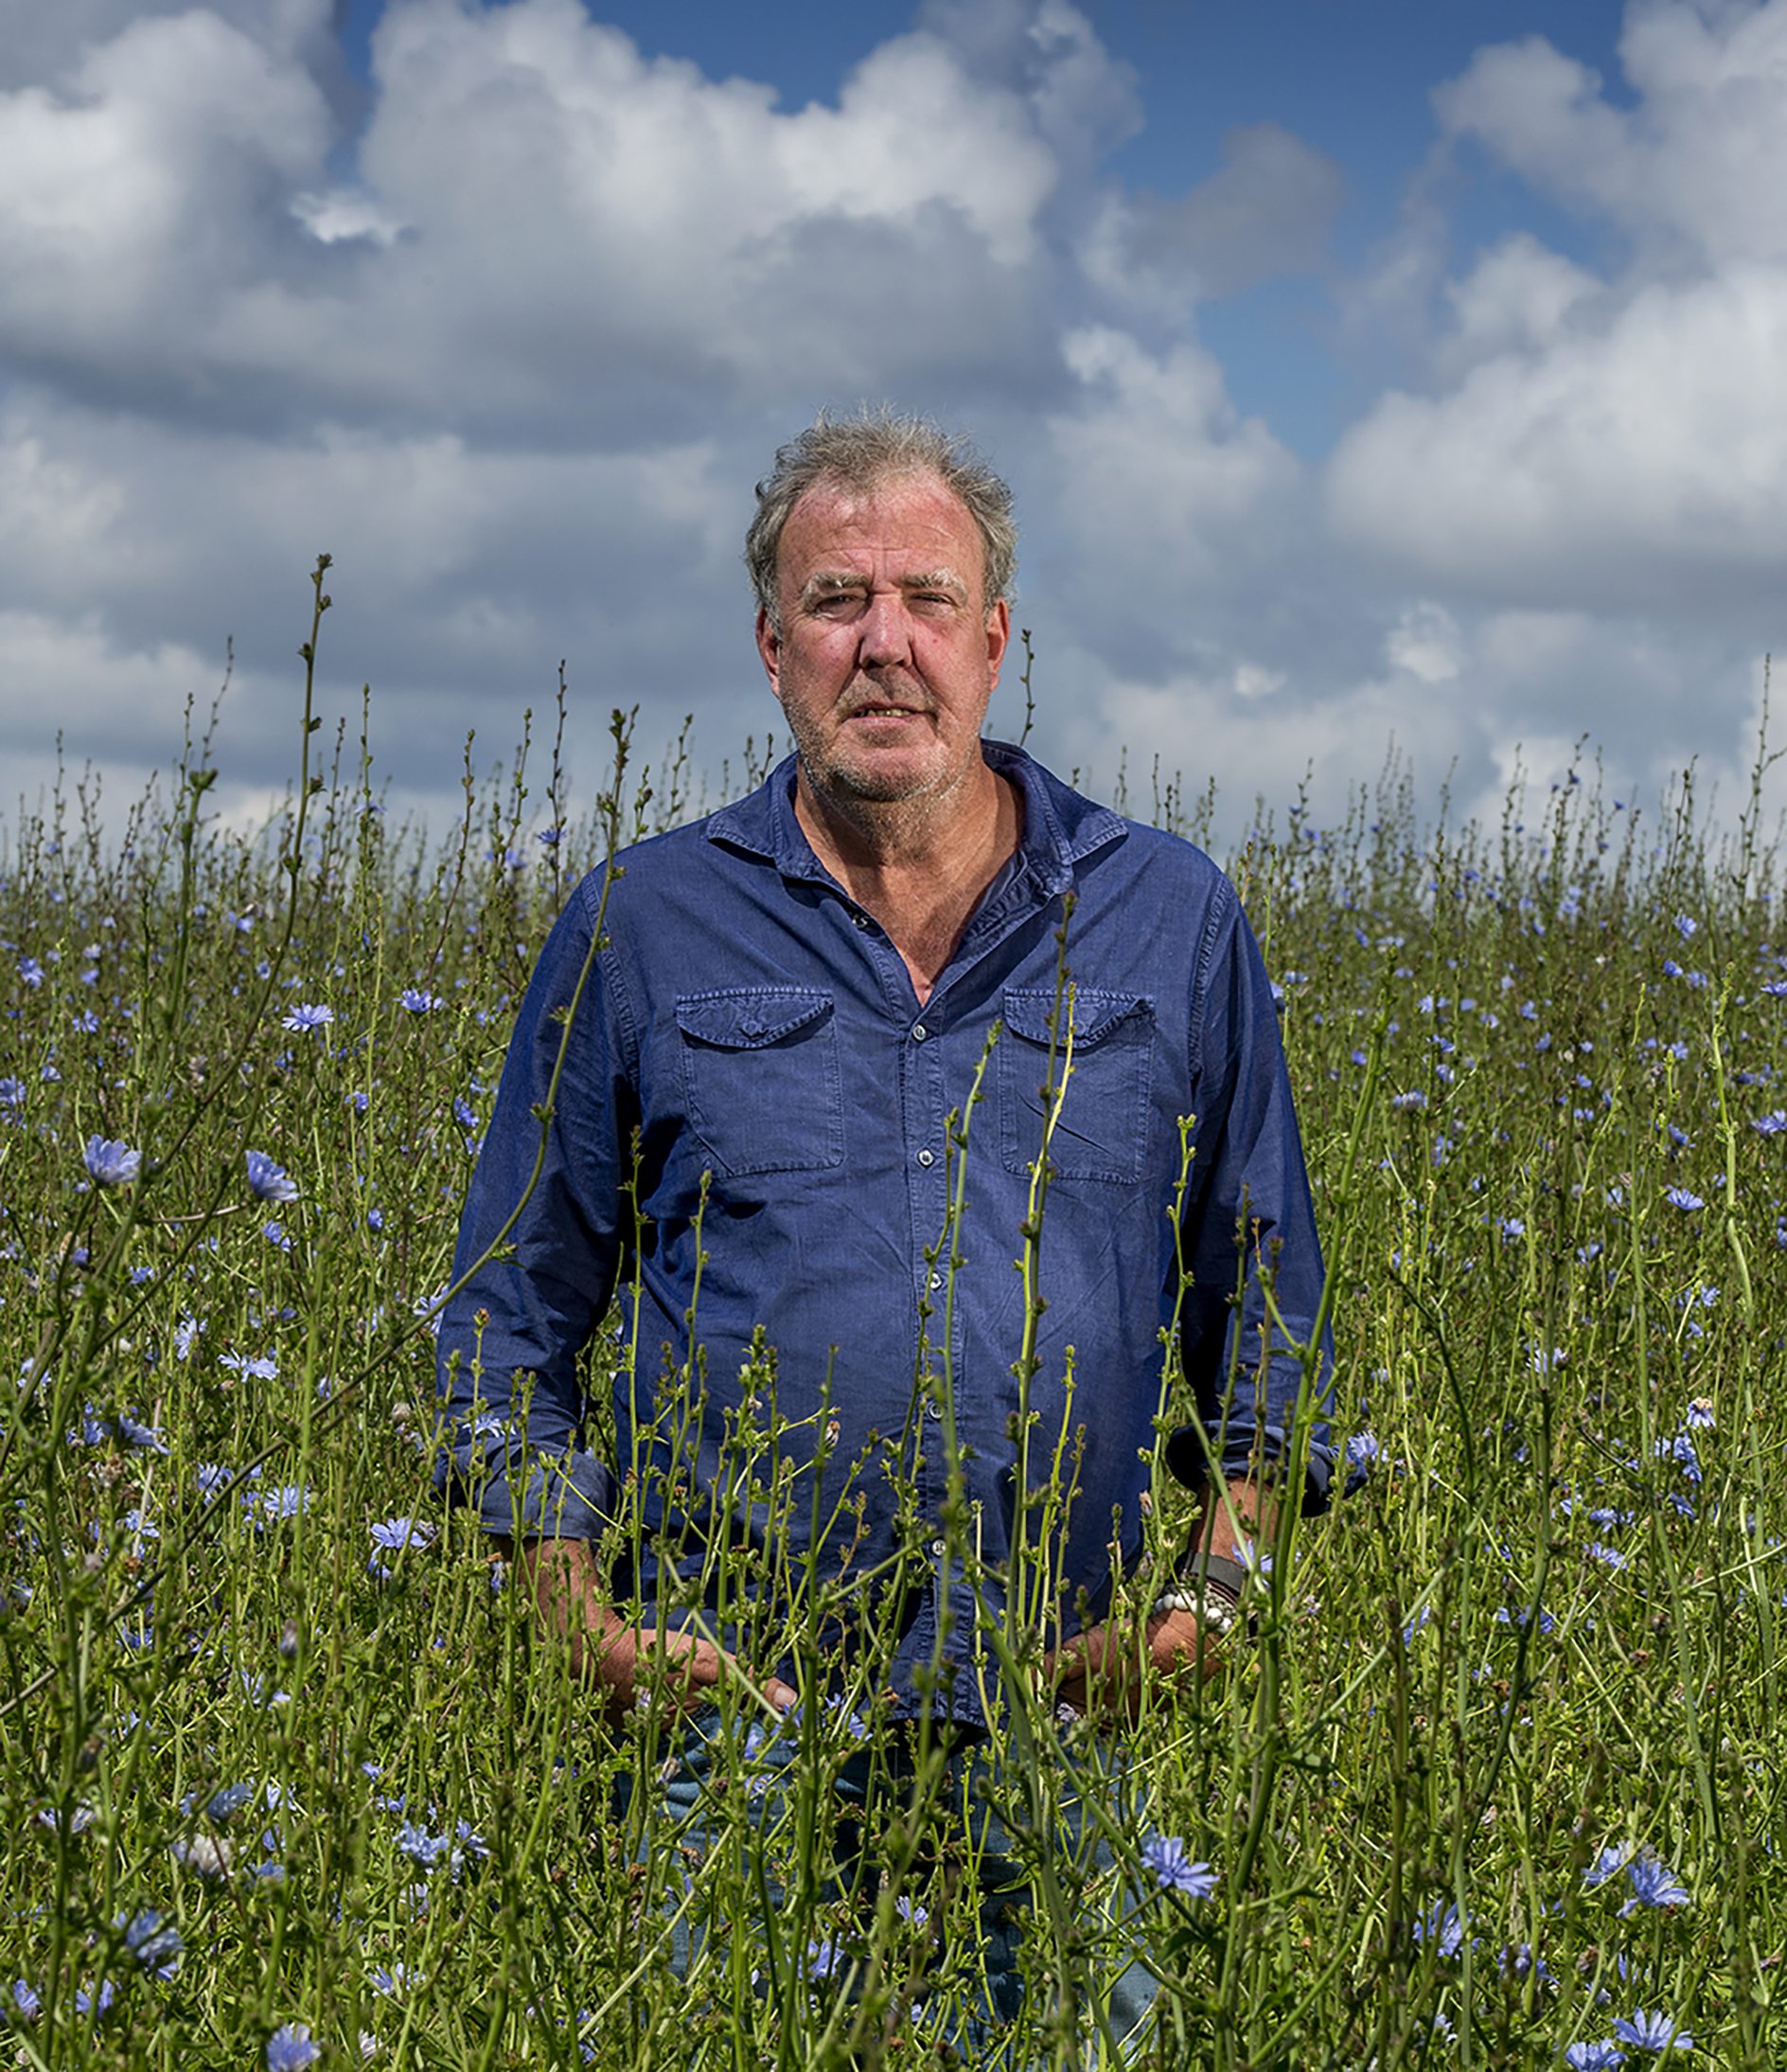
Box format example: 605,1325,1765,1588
675,988,843,1177
999,987,1156,1184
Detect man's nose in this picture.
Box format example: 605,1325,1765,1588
857,588,914,666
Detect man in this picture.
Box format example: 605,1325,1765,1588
434,409,1333,2031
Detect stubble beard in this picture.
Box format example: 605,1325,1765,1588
796,705,980,808
787,674,962,808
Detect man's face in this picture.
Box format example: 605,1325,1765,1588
756,471,1011,811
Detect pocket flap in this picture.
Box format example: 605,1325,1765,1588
674,988,833,1050
1000,986,1152,1049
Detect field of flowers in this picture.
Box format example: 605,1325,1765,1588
4,577,1784,2069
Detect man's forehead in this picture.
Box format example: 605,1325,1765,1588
779,471,984,581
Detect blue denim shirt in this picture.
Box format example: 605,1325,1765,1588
434,743,1333,1718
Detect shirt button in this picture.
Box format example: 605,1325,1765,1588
916,1148,934,1167
930,1538,947,1557
911,1023,929,1042
852,912,871,930
925,1400,943,1420
928,1272,943,1290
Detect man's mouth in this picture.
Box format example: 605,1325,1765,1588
843,696,929,721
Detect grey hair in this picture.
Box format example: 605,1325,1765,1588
745,406,1017,629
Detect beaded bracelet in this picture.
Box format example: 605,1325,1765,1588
1149,1585,1239,1636
1151,1550,1255,1637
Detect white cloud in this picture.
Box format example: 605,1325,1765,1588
1434,233,1600,377
0,0,1126,430
1124,122,1348,299
1330,260,1787,610
291,187,406,245
0,8,332,372
1081,667,1479,834
1328,2,1787,620
1233,664,1284,700
1435,2,1787,269
0,0,1778,858
1386,604,1464,684
0,0,342,90
1042,325,1303,646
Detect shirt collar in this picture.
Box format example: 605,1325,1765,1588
703,741,1128,898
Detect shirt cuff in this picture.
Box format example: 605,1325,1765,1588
432,1430,617,1540
1160,1421,1336,1515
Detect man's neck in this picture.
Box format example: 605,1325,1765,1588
793,756,1021,1005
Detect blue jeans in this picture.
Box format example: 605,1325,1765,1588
613,1702,1160,2063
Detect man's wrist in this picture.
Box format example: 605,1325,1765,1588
1148,1549,1254,1638
1150,1585,1239,1638
1183,1550,1252,1601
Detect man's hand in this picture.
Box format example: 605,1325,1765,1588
1043,1475,1276,1721
1043,1604,1218,1721
497,1535,799,1727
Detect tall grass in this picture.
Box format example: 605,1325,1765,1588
2,574,1783,2068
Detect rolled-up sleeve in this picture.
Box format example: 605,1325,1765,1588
432,880,629,1539
1162,884,1336,1513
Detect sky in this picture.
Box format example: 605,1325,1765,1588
1,0,1782,849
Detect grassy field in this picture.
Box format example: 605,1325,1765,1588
3,575,1783,2068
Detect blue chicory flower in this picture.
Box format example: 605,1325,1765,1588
221,1353,279,1382
1619,1850,1690,1917
1411,1898,1466,1957
1611,2009,1693,2053
1141,1835,1218,1898
246,1151,299,1203
122,1908,183,1971
281,1003,334,1033
805,1937,847,1981
266,2022,320,2071
1498,1942,1553,1986
83,1137,141,1186
396,1822,454,1869
1657,1433,1703,1485
204,1782,257,1825
369,1516,436,1553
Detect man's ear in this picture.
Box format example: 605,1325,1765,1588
984,598,1011,688
755,607,783,695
